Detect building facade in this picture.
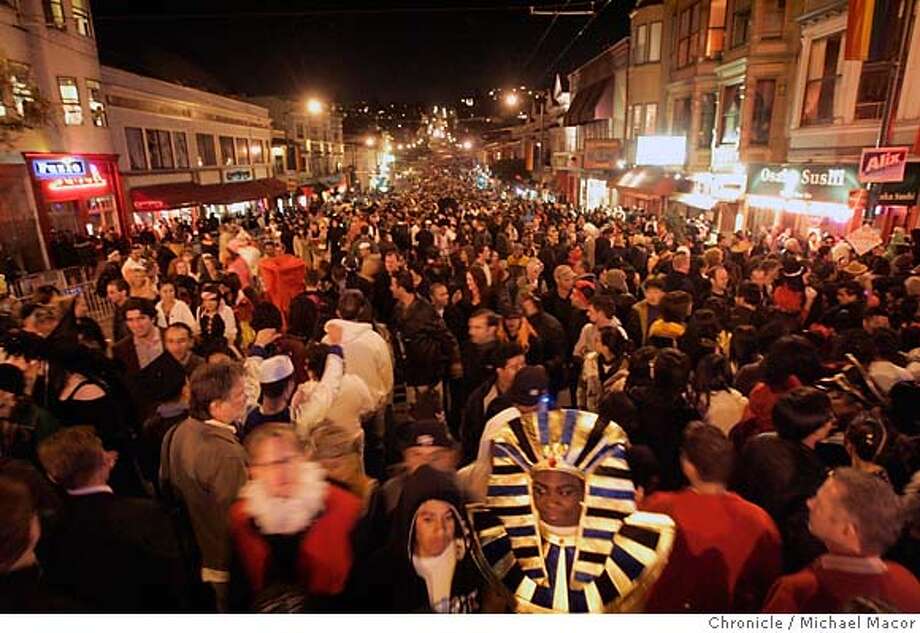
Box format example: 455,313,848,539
247,96,345,203
102,66,277,228
1,0,117,270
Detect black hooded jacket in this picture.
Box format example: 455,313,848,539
353,466,482,613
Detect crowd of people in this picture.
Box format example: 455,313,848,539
1,164,919,614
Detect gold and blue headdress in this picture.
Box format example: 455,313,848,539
467,408,674,613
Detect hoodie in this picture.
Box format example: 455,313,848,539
323,319,394,410
354,466,482,612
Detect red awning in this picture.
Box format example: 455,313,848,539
130,178,288,211
564,78,615,127
130,181,201,211
614,167,684,197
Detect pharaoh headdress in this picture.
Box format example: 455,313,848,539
467,408,674,613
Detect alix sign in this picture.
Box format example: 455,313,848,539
859,146,910,183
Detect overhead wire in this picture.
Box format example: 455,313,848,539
520,0,577,76
538,0,614,82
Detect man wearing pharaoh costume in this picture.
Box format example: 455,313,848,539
467,408,675,612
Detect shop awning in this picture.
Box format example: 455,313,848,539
130,181,202,211
671,192,718,210
564,78,615,127
614,167,684,197
130,178,288,211
199,178,287,205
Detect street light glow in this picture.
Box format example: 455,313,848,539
462,140,473,150
365,137,376,147
306,98,324,115
504,93,519,108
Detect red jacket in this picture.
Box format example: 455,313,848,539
764,557,920,613
229,484,362,597
642,489,782,612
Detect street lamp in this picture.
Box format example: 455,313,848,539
462,139,473,150
365,136,376,147
504,93,520,108
306,98,324,115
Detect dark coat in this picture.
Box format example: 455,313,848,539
353,466,482,613
460,378,497,465
393,297,460,387
43,491,188,611
733,433,829,572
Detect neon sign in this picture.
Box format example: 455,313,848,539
46,164,108,192
33,157,87,180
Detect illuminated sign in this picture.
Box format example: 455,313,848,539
47,164,107,192
33,157,86,180
859,146,909,183
747,163,859,204
583,140,621,170
636,136,687,167
225,169,253,182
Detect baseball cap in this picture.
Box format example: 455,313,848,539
259,355,294,384
506,366,549,406
398,420,458,452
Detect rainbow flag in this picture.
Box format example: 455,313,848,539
846,0,876,60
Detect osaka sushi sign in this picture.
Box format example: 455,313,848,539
859,146,909,183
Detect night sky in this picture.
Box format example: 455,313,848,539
90,0,634,105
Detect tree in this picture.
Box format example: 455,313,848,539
0,56,54,150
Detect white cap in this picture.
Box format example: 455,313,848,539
259,355,294,384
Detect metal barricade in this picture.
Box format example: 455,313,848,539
61,280,114,324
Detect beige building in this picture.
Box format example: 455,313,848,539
102,66,276,227
1,0,116,270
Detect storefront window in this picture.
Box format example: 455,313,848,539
42,0,65,29
719,83,741,144
235,137,250,165
174,132,189,168
801,33,841,125
58,77,82,125
751,79,775,145
71,0,92,37
146,129,174,170
196,133,217,166
86,79,106,127
220,136,236,165
698,92,716,148
126,127,147,170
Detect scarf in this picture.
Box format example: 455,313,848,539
412,542,458,613
239,461,327,535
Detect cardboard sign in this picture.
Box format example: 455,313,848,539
845,224,883,256
859,146,909,183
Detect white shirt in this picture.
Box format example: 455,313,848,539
157,299,198,334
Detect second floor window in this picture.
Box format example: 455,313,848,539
719,83,742,144
751,79,776,145
250,139,264,164
235,138,250,165
146,129,174,170
125,128,147,171
698,92,716,148
71,0,92,37
672,97,692,136
43,0,65,29
57,77,82,125
706,0,727,58
801,33,841,125
86,79,106,127
196,133,217,166
8,62,34,119
220,136,236,165
174,132,189,169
